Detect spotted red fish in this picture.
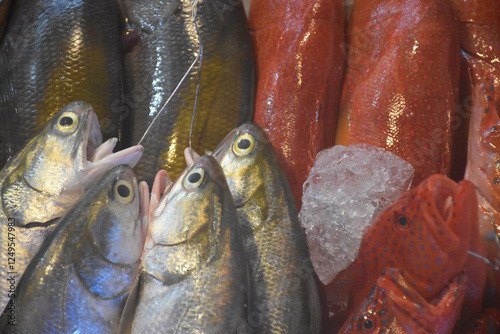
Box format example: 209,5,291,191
249,0,345,209
340,268,466,333
464,80,500,309
350,174,486,319
335,0,460,186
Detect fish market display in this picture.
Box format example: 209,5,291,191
464,80,500,309
212,123,321,333
130,156,248,333
0,165,148,333
122,0,254,185
350,174,486,319
0,0,125,165
335,0,461,186
299,143,414,332
0,101,143,311
248,0,345,209
339,268,466,333
449,0,500,181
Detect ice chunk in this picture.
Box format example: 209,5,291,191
299,144,414,285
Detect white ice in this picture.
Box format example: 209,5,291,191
299,144,414,285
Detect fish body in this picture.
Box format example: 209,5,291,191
449,0,500,180
335,0,460,186
350,175,486,319
0,101,143,312
122,0,254,184
248,0,345,209
213,123,321,333
464,80,500,309
130,155,248,333
0,0,125,164
0,165,148,333
340,268,466,334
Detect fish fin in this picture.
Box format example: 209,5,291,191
118,269,145,334
0,50,21,168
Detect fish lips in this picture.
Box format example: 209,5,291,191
419,175,477,253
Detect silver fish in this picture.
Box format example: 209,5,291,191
0,101,143,311
129,155,249,333
0,165,148,333
212,123,321,333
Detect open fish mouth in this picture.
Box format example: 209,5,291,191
422,175,461,252
82,107,144,177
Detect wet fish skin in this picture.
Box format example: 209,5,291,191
464,80,500,309
130,155,248,333
122,0,254,184
0,165,148,333
212,123,321,333
1,0,125,157
0,101,143,312
339,268,466,333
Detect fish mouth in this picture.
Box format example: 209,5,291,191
211,127,237,159
421,175,461,252
82,110,144,180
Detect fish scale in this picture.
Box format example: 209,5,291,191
122,0,254,185
0,0,124,158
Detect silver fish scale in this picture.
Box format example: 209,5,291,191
123,0,254,185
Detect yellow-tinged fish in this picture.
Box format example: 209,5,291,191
121,0,254,184
0,165,148,333
0,0,125,166
129,156,249,333
211,123,321,333
0,101,143,312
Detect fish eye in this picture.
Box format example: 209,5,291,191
113,180,134,204
183,168,206,189
357,314,377,332
398,216,408,226
56,111,79,133
233,133,256,156
363,320,373,329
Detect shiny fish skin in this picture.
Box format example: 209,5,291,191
0,101,143,312
0,165,147,333
212,123,321,333
122,0,254,184
339,268,466,334
0,0,125,159
335,0,460,186
130,156,248,333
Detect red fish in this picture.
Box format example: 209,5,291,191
464,80,500,309
248,0,345,209
350,175,486,319
335,0,460,186
449,0,500,181
340,268,466,334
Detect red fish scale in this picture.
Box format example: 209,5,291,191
249,0,345,209
350,175,484,319
336,0,460,186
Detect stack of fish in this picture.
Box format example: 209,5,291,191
0,0,500,332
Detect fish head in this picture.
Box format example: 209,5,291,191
356,174,477,301
212,122,282,205
86,165,148,266
1,101,143,226
340,268,466,333
143,155,235,285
